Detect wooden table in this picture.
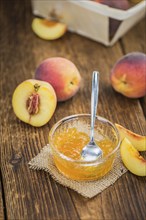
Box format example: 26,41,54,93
1,0,146,219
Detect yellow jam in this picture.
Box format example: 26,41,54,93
52,127,116,180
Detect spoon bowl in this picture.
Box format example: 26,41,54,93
81,141,103,161
81,71,103,161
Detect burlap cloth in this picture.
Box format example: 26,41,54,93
28,145,127,198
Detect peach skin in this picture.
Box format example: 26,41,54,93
110,52,146,98
115,123,146,151
35,57,81,102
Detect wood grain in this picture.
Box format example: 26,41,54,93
1,0,146,219
0,177,5,220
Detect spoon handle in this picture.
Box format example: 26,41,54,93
90,71,99,142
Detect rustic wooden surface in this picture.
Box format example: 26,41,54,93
0,0,146,219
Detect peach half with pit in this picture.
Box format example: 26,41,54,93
35,57,82,102
120,138,146,176
12,79,57,127
32,18,67,40
110,52,146,98
115,123,146,151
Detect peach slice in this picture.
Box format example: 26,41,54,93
115,123,146,151
12,79,57,127
32,18,67,40
120,138,146,176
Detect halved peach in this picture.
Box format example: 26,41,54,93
120,138,146,176
12,79,57,127
115,123,146,151
32,18,67,40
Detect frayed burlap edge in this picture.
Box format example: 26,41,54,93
28,145,127,198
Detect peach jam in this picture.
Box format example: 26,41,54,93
51,127,116,181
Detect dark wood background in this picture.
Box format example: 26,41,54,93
0,0,146,219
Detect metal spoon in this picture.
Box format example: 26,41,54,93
81,71,103,161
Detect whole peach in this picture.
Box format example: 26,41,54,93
35,57,81,102
110,52,146,98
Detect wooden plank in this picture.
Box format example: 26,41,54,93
140,97,146,118
120,19,146,53
1,0,146,220
0,176,5,220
